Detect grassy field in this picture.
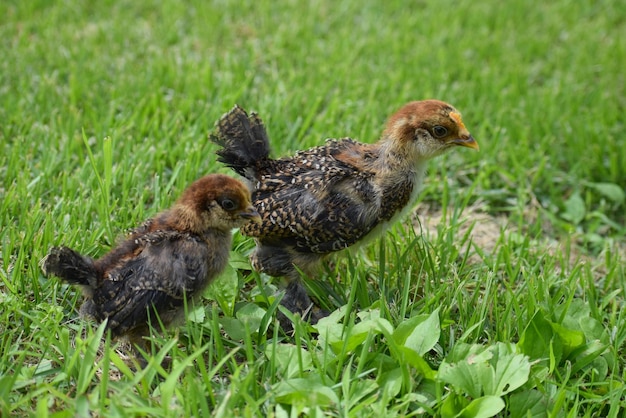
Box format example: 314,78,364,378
1,0,625,416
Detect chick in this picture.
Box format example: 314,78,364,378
210,101,478,327
42,174,260,358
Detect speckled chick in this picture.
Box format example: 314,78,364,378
42,174,260,352
210,101,478,326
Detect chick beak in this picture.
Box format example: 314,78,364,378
451,134,479,150
239,206,262,223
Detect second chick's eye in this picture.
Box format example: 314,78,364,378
433,126,448,138
219,198,236,211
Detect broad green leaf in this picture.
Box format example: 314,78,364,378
458,396,505,418
399,346,436,379
378,368,403,400
367,352,398,372
228,307,271,342
438,357,486,399
219,317,246,340
508,389,550,418
439,343,530,398
550,322,585,359
562,192,586,224
483,343,531,396
519,312,558,367
440,393,469,418
274,404,290,418
446,342,494,364
315,308,347,353
586,182,625,203
186,306,205,323
315,307,392,353
376,316,435,378
579,316,609,344
228,250,253,270
570,340,609,376
265,343,313,378
273,375,338,407
398,391,435,415
251,283,279,305
342,316,393,353
204,263,239,316
344,379,378,412
236,302,266,334
342,320,378,352
357,309,394,335
556,298,590,329
393,308,440,356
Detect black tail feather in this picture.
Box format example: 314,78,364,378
210,105,271,179
42,246,98,288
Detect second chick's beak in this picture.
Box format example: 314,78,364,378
451,135,479,150
239,206,262,223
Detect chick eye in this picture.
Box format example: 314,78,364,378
433,126,448,138
219,198,236,211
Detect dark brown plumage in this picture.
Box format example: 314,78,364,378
42,174,260,356
210,101,478,326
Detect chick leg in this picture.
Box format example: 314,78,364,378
251,244,329,330
278,279,329,332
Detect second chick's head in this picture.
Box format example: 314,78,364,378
382,100,478,161
175,174,260,233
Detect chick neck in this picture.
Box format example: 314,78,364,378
374,136,430,178
161,205,232,239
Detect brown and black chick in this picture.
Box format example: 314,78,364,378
42,174,260,361
210,100,478,328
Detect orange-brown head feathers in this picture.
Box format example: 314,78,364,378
381,100,478,160
172,174,260,233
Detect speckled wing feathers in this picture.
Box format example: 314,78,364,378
86,230,211,338
241,138,386,253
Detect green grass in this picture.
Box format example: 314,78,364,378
1,0,625,416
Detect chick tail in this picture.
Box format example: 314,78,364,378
210,105,271,180
41,246,98,288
